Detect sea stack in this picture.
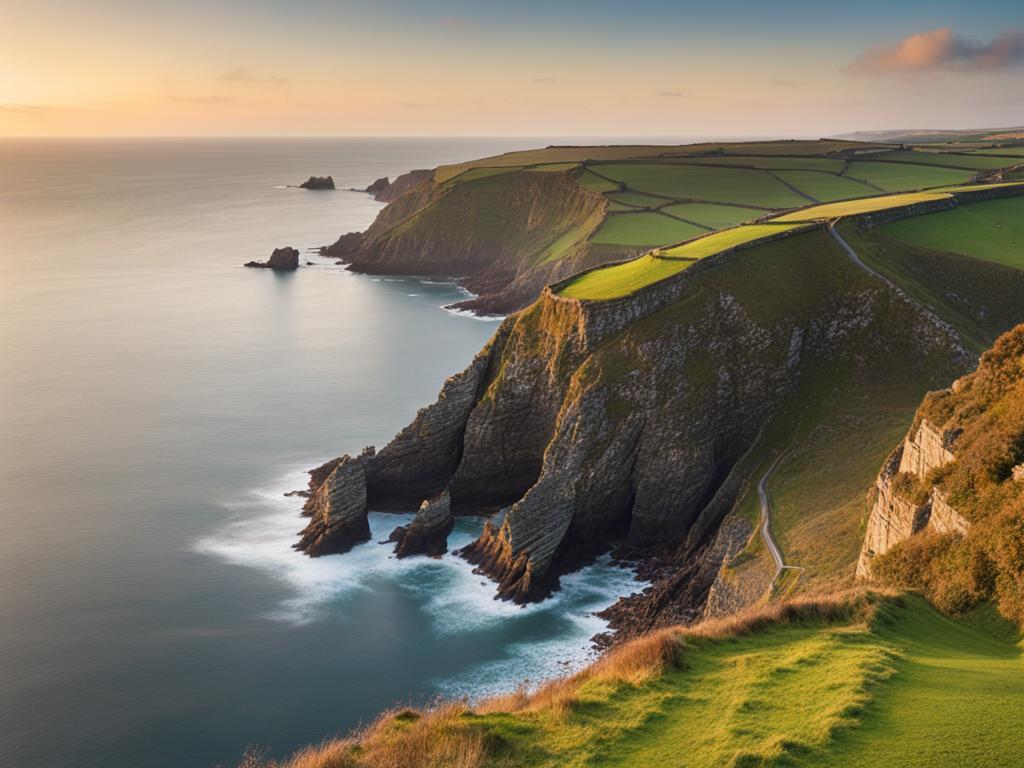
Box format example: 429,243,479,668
299,176,335,190
389,492,455,559
364,177,390,196
244,246,300,270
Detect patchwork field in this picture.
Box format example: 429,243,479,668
876,150,1016,170
773,170,877,202
593,163,808,208
842,161,972,191
662,202,765,229
878,196,1024,270
606,191,672,209
774,192,948,222
590,212,707,246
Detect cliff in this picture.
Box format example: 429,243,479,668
300,226,965,630
326,168,628,314
858,324,1024,623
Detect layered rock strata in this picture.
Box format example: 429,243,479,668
856,418,970,578
301,227,965,626
389,492,455,558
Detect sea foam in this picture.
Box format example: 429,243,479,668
196,466,647,695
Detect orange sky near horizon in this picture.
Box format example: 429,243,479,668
3,1,1022,137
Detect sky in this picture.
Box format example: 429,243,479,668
2,0,1023,137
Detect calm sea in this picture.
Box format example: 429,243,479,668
0,138,647,767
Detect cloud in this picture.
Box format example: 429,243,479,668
217,67,289,85
849,28,1024,74
0,104,55,113
657,90,683,98
168,94,235,104
533,76,558,84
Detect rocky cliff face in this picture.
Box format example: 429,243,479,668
856,418,970,578
301,227,966,629
326,168,622,314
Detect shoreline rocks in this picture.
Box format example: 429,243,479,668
389,492,455,558
244,246,300,270
364,177,391,196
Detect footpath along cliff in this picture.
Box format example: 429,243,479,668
297,225,966,632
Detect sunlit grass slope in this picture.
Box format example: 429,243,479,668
590,212,706,246
557,223,803,300
259,594,1024,768
774,192,948,222
843,161,971,191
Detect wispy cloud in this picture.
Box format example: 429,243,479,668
168,94,235,104
849,28,1024,74
217,67,289,85
657,90,683,98
0,103,56,113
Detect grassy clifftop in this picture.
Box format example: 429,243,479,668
244,592,1023,768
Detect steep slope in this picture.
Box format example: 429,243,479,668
299,224,966,631
252,593,1024,768
859,324,1024,623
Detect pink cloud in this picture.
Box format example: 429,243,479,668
850,28,1024,74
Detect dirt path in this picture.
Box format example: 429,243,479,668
826,221,901,291
758,454,788,573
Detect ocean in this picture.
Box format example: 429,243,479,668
0,138,647,767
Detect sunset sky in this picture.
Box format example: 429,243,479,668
3,0,1023,137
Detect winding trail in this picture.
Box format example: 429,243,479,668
827,221,900,291
758,453,801,578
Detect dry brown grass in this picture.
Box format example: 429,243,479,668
235,591,877,768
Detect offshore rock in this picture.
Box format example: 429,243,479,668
390,492,454,558
320,232,363,261
244,246,299,270
295,456,370,555
299,176,335,190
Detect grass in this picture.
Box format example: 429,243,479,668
557,223,804,300
667,156,846,172
878,196,1024,270
590,212,707,246
773,170,878,202
255,593,1024,768
842,161,972,192
575,169,621,193
975,147,1024,157
661,202,765,229
773,192,948,222
877,150,1017,170
526,162,580,172
605,191,671,209
593,163,809,208
446,166,522,184
557,253,697,300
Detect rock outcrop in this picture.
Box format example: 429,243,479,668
302,226,965,629
320,232,362,260
245,246,300,270
857,418,970,578
389,492,455,558
364,177,390,196
296,455,370,555
299,176,335,190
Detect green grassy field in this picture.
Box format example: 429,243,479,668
878,197,1024,270
975,147,1024,157
877,150,1016,170
662,202,765,229
594,163,808,208
590,212,707,246
526,162,580,172
668,156,846,172
774,192,948,222
559,223,804,300
606,191,671,209
576,169,622,193
843,161,972,191
445,166,522,184
453,596,1021,768
774,170,879,202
